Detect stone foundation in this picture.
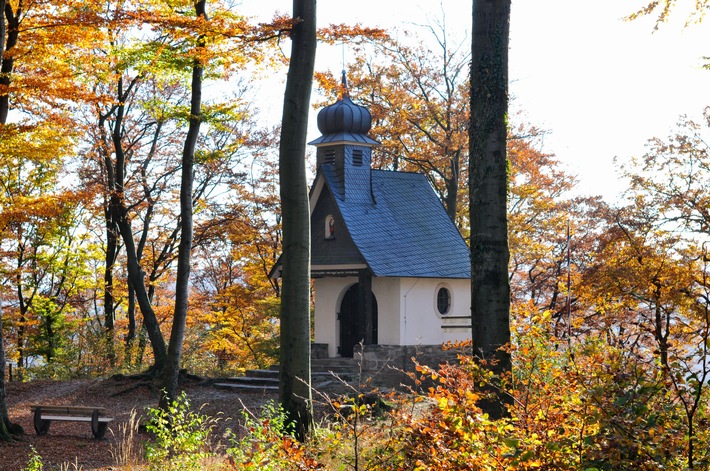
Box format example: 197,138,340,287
311,343,329,359
351,344,472,390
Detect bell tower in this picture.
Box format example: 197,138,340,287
309,73,379,203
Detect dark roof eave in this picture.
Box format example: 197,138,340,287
309,133,380,146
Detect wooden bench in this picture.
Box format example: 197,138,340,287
30,405,114,439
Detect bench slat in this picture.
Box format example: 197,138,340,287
41,415,114,423
35,409,110,415
30,405,107,413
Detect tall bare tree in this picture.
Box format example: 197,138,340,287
469,0,512,418
0,0,23,441
0,0,17,124
278,0,316,440
0,0,8,442
161,0,205,407
0,301,19,441
0,0,5,70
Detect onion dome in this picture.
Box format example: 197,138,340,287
309,72,379,146
316,96,372,136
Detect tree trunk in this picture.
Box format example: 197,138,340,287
0,0,6,67
97,114,118,365
0,297,22,440
108,76,167,372
125,281,136,362
445,152,460,222
160,0,205,408
104,203,118,366
0,2,22,440
469,0,512,419
278,0,317,441
0,0,6,440
0,1,18,124
114,213,168,371
0,299,11,441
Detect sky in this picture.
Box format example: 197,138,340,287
240,0,710,202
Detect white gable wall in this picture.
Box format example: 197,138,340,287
314,276,471,358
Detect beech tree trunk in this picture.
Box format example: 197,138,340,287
0,1,22,440
0,2,5,442
0,298,11,440
113,181,169,373
0,0,6,67
103,203,119,366
0,297,22,440
0,1,18,124
445,153,460,222
160,0,205,408
125,282,137,362
469,0,512,419
278,0,316,441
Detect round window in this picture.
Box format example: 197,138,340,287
436,287,451,315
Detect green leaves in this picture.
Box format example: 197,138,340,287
145,392,216,471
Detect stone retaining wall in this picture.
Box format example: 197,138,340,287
352,344,472,390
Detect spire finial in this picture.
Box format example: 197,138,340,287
341,69,349,98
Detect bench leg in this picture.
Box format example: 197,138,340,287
92,421,108,439
33,408,51,436
91,410,108,439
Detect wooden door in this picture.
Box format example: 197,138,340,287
339,283,377,357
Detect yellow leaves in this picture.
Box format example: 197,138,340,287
120,1,276,75
437,396,449,410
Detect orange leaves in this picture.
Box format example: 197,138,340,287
317,23,388,44
1,1,105,118
0,120,82,231
186,199,282,373
346,319,702,470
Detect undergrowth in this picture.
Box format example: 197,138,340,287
23,332,710,470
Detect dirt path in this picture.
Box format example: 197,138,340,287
1,377,276,470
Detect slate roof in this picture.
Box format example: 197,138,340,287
320,165,471,279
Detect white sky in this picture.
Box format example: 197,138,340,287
240,1,710,202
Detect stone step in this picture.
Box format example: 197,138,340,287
214,382,279,392
246,369,344,380
218,375,279,386
245,369,279,379
213,359,363,393
212,374,279,393
265,364,360,378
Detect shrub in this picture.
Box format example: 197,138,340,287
23,446,43,471
225,400,321,470
144,392,218,471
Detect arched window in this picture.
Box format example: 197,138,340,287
325,215,335,239
436,286,451,315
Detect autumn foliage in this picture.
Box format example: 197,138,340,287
2,1,710,468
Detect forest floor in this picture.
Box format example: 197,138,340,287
1,376,278,470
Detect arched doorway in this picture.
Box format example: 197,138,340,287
339,283,378,357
